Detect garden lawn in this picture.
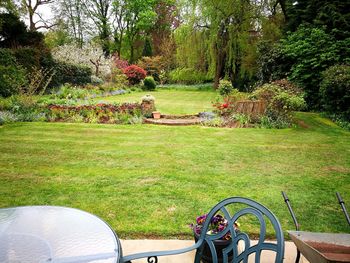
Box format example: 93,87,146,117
93,89,217,114
0,112,349,239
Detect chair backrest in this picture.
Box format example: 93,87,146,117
194,197,284,263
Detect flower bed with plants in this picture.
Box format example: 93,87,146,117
46,103,142,124
202,79,306,128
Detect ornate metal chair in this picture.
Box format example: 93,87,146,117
120,197,285,263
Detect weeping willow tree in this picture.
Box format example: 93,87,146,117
175,0,268,90
174,24,210,73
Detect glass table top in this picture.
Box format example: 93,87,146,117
0,206,121,263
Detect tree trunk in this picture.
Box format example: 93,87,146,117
213,23,229,89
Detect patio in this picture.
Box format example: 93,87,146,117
121,239,309,263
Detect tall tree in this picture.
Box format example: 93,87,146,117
112,0,156,62
111,0,127,57
275,0,350,39
83,0,112,56
194,0,257,89
54,0,87,48
0,0,18,14
151,0,179,55
20,0,57,31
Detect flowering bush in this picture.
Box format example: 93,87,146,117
52,43,113,79
114,57,129,70
212,96,236,116
123,65,147,85
190,214,239,240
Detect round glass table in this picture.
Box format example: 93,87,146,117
0,206,121,263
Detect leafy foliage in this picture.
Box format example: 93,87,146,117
320,65,350,121
266,26,350,109
137,56,167,82
46,103,142,124
143,76,157,91
218,80,234,96
0,49,27,97
169,68,210,85
283,0,350,40
250,83,306,127
123,65,147,85
50,61,92,87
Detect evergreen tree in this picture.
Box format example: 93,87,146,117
142,38,153,57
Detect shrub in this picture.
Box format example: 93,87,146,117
169,68,211,84
0,65,27,97
123,65,147,85
278,26,347,109
52,43,113,79
320,65,350,121
12,47,41,71
110,68,129,89
250,83,306,126
143,76,157,91
271,79,303,96
0,49,28,97
0,48,16,65
51,61,92,87
114,57,129,70
218,80,234,96
137,56,166,82
0,111,18,123
91,75,104,85
54,84,90,100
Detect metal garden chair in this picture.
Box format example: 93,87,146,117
120,197,285,263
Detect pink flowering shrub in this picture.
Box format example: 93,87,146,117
114,57,129,70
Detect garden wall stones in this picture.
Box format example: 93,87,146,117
141,97,156,117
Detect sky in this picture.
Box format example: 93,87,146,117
23,1,55,31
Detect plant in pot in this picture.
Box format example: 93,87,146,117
190,214,240,263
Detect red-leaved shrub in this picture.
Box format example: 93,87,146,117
123,65,147,85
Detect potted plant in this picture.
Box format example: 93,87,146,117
190,214,240,263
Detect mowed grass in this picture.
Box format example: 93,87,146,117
94,89,217,114
0,112,349,239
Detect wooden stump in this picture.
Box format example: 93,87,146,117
234,100,266,117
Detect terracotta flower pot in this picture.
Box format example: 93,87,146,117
152,111,161,119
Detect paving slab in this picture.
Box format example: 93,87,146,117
121,239,310,263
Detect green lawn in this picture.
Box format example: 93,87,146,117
94,89,218,114
0,112,349,238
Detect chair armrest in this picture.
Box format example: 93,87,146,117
120,241,202,263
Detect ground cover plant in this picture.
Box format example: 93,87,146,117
0,112,349,238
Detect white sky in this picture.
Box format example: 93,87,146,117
23,2,55,31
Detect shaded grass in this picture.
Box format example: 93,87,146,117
94,89,218,114
0,112,349,239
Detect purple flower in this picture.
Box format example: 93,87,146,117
196,214,207,225
191,213,240,240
